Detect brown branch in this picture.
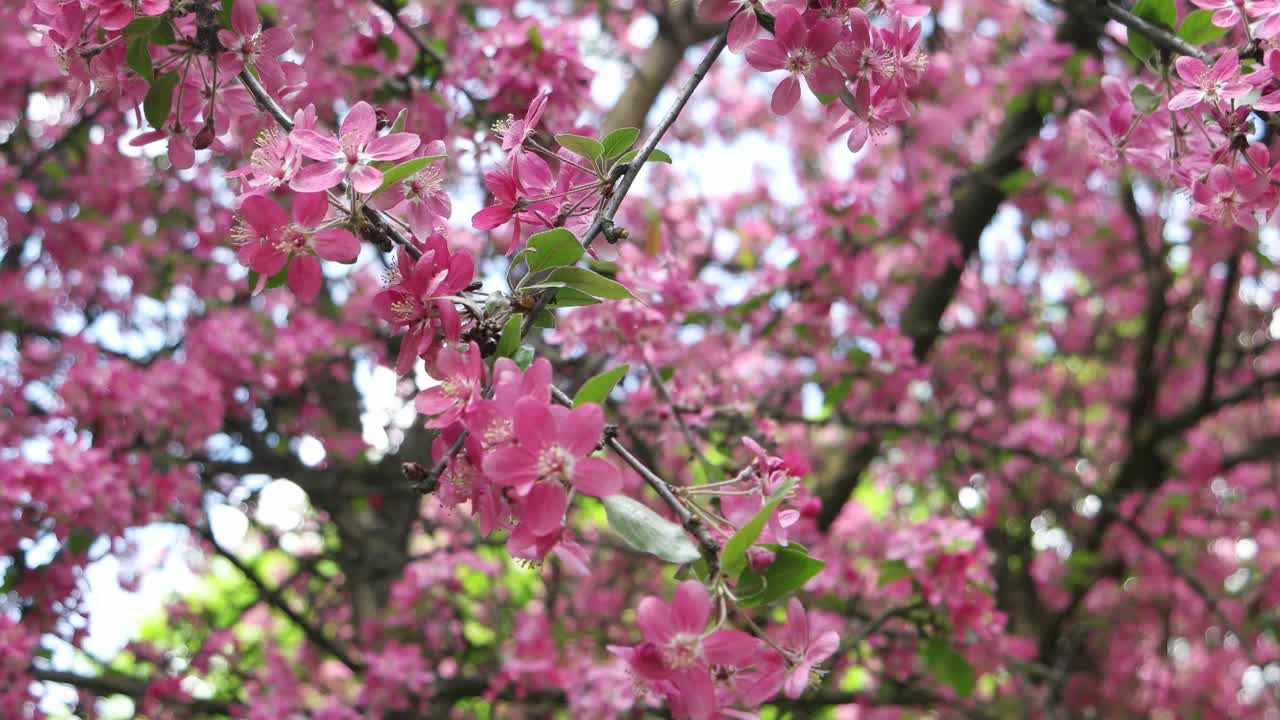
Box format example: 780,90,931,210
29,667,236,716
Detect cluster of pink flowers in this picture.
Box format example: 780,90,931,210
610,581,839,718
414,349,624,571
701,0,925,151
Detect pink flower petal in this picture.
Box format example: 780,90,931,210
290,129,341,160
745,39,787,72
672,580,711,635
636,596,675,645
560,403,604,456
365,132,421,161
312,228,359,262
513,396,557,452
291,191,328,227
290,162,344,192
771,75,801,115
287,254,322,302
349,163,383,194
341,101,377,145
231,0,259,38
482,446,539,493
570,457,620,497
521,482,567,536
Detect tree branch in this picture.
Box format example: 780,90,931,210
583,18,731,247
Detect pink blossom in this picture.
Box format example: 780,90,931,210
481,397,622,497
415,341,484,428
1168,51,1252,111
290,101,420,193
465,357,553,448
87,0,167,31
234,192,360,301
745,8,844,115
753,599,839,699
697,0,762,52
373,237,475,375
1190,0,1245,29
368,141,451,238
217,0,295,89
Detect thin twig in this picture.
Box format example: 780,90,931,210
582,18,732,247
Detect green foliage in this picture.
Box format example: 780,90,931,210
603,494,702,563
1178,9,1227,45
555,133,605,160
573,365,628,407
1127,0,1177,63
921,637,976,697
721,477,798,578
143,72,179,128
735,545,826,607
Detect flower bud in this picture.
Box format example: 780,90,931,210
747,546,776,572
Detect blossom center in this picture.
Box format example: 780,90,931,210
786,49,815,77
536,445,575,483
664,633,702,669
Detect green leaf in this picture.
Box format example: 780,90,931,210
126,36,153,79
527,24,544,53
735,545,826,607
601,127,639,159
1130,83,1161,114
721,477,799,578
603,494,701,564
389,108,409,134
513,345,535,370
531,308,556,328
150,20,176,46
1178,9,1228,45
494,315,522,359
573,365,628,407
123,16,162,38
265,264,289,290
552,287,601,307
616,147,673,164
878,559,911,586
526,228,584,273
555,133,605,161
1128,0,1177,63
376,34,400,61
220,0,235,27
372,155,445,194
544,267,635,300
66,528,95,556
997,168,1034,195
143,72,179,128
921,637,975,697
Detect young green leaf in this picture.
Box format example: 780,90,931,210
720,476,799,578
373,155,446,194
513,345,536,370
123,16,163,38
545,267,636,300
603,494,701,564
526,228,584,272
921,638,976,697
552,287,601,307
1130,83,1161,114
735,546,826,607
616,147,673,165
144,72,179,129
555,133,605,161
1178,10,1228,45
573,365,629,407
126,37,153,79
601,127,639,159
494,315,523,359
1128,0,1177,63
